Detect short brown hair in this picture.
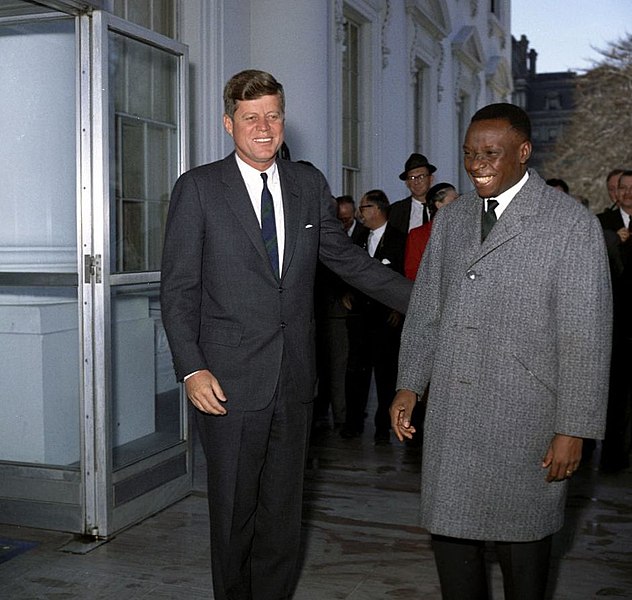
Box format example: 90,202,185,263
223,70,285,118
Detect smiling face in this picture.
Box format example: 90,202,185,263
463,118,532,198
223,93,284,171
405,166,434,201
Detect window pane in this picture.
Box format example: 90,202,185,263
109,31,179,274
111,284,182,469
0,18,76,273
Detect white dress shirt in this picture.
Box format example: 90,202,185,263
367,223,386,257
409,198,428,230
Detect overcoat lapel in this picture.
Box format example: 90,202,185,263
470,177,539,265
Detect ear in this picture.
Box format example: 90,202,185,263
223,114,234,137
519,140,532,164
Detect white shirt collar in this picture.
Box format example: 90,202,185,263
486,170,529,219
235,153,278,185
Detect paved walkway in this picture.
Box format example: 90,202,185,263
1,424,631,599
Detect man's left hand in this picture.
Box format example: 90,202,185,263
541,434,583,482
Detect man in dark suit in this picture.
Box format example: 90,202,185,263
341,190,407,445
313,196,367,430
598,169,632,473
160,70,411,600
602,168,624,213
388,153,436,234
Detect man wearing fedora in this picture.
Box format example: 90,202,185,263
390,153,437,235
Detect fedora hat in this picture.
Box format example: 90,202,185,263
399,153,437,180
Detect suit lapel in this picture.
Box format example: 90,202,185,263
277,160,301,279
220,155,273,273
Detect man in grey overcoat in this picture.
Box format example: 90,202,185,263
390,103,612,599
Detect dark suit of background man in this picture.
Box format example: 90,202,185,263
598,169,632,473
391,103,611,600
341,190,406,444
160,70,411,600
313,196,368,429
389,152,436,234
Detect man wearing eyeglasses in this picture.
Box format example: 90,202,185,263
389,153,437,234
340,190,407,445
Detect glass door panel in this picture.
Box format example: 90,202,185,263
0,11,84,533
94,12,189,536
0,17,79,467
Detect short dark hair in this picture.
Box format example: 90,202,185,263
607,168,624,182
426,182,457,218
617,169,632,184
546,178,570,194
362,189,390,215
336,195,355,208
223,70,285,118
471,103,531,142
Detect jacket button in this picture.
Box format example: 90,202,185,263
466,269,476,280
280,322,287,328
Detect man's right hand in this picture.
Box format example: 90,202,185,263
389,389,417,442
184,370,227,415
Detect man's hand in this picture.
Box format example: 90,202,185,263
389,389,417,442
341,292,354,311
616,226,630,244
185,369,227,415
541,434,583,482
387,310,402,328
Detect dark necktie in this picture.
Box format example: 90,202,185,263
422,204,429,225
260,172,279,277
481,199,499,242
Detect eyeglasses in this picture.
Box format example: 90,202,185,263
358,204,376,211
406,174,430,181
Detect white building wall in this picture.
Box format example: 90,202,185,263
179,0,512,199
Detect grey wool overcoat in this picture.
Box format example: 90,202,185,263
397,170,612,542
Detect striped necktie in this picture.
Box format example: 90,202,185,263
260,172,279,277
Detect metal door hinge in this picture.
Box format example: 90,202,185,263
84,254,102,283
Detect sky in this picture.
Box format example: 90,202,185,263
511,0,631,73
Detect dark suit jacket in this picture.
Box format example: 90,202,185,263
388,197,413,235
160,154,411,411
598,208,631,334
314,220,368,320
352,223,406,321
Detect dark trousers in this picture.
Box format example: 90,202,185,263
431,534,552,600
314,315,349,425
195,361,313,600
344,313,400,436
600,334,632,471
